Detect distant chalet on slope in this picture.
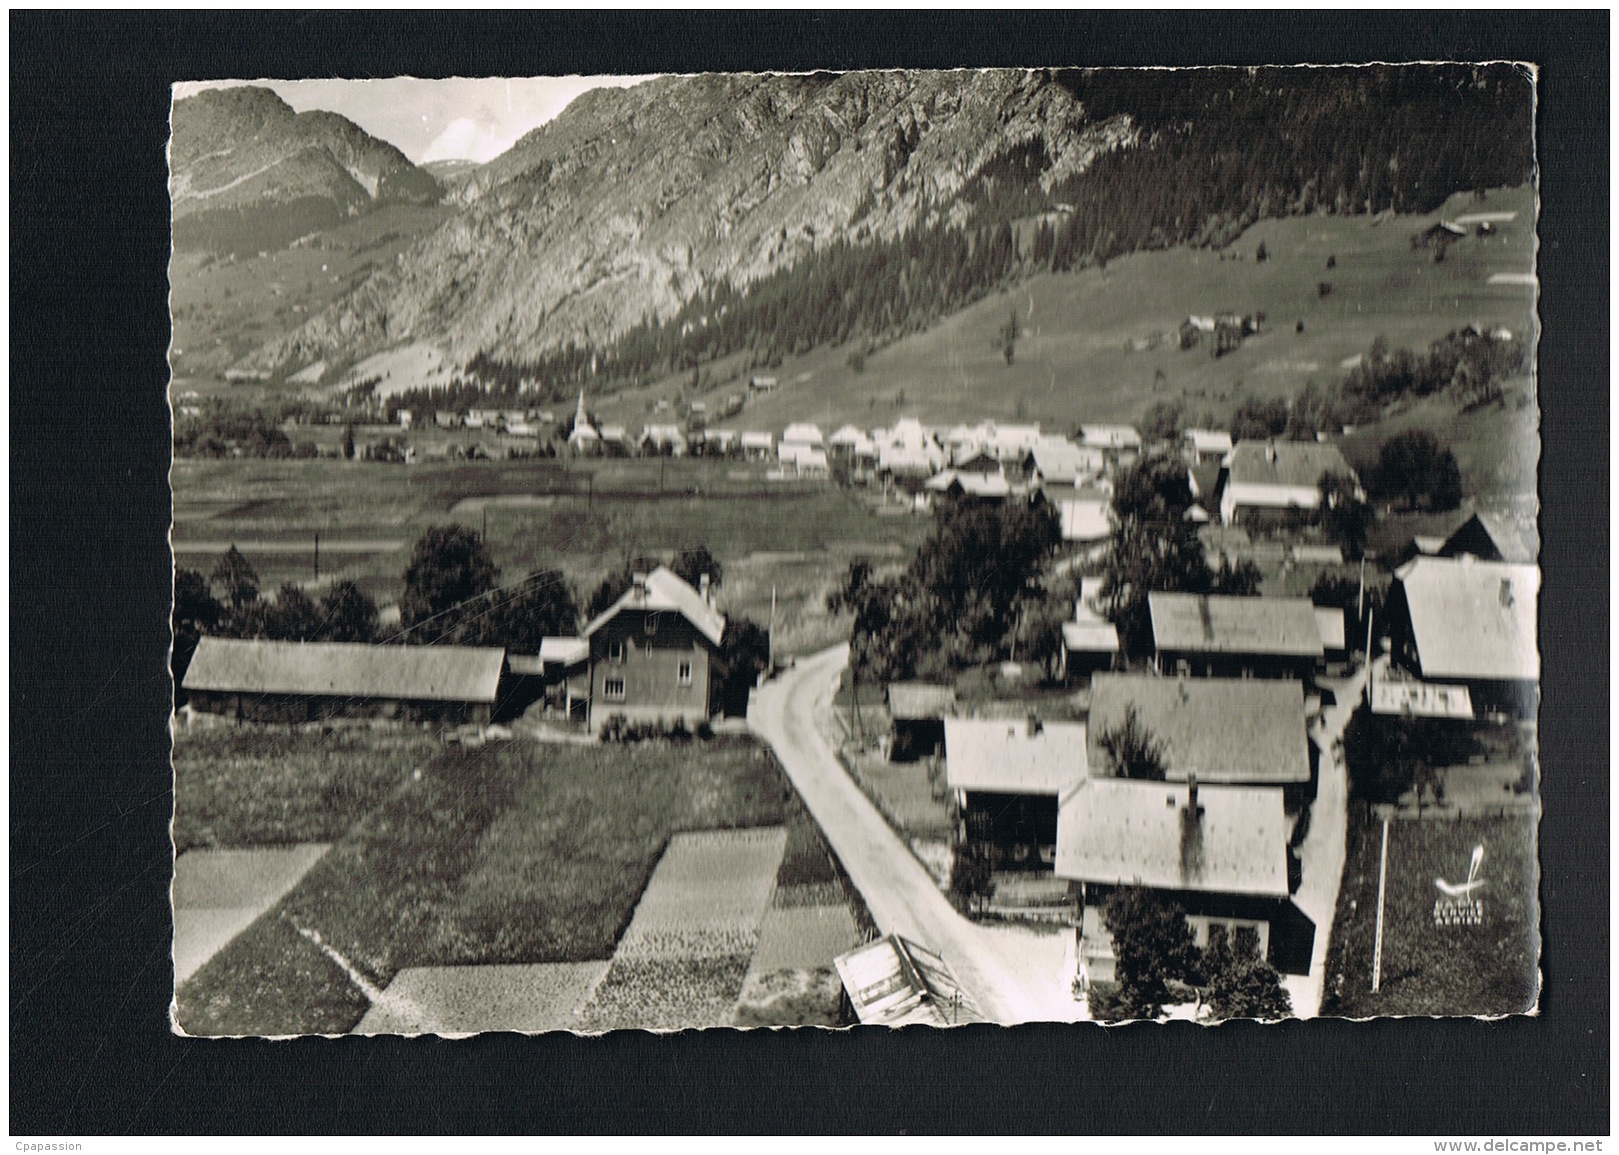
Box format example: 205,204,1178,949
1219,439,1359,527
1383,555,1539,718
182,637,507,725
582,566,725,731
1148,592,1323,680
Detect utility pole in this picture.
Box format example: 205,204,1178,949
482,507,488,543
588,474,594,512
768,585,776,672
1364,605,1376,706
1371,812,1391,993
313,531,319,583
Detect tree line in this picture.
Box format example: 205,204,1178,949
173,532,770,714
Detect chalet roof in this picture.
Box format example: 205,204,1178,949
828,424,866,447
583,565,726,648
1149,593,1324,659
886,682,957,721
926,472,1011,499
1226,439,1354,490
1055,778,1290,897
1086,674,1310,785
781,422,825,446
1393,556,1538,682
538,636,589,666
1184,429,1234,455
182,637,506,703
1062,621,1121,653
1028,438,1102,483
1079,424,1143,450
944,717,1087,796
1060,497,1112,542
1188,461,1222,503
1314,606,1347,651
1440,511,1539,565
740,431,775,449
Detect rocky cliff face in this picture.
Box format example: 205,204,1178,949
170,86,440,249
250,70,1133,371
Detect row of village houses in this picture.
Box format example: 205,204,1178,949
887,507,1536,989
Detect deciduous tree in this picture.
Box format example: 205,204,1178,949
399,525,499,640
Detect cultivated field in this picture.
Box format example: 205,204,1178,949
172,454,927,651
173,731,865,1035
1320,806,1540,1018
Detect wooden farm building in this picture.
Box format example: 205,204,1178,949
182,637,508,725
582,566,726,731
1148,592,1324,680
834,934,970,1026
1057,777,1314,980
945,715,1087,869
886,682,956,760
1383,555,1539,718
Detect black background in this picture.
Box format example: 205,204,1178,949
11,11,1608,1135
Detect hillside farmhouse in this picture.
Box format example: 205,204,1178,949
182,637,508,725
582,566,726,731
1149,592,1324,680
1057,777,1314,981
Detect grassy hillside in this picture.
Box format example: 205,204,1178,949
593,185,1535,437
169,202,451,396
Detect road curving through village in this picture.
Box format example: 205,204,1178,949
750,644,1079,1025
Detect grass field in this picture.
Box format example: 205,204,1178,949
593,185,1536,436
171,724,442,854
1320,805,1540,1018
172,454,927,649
174,733,849,1035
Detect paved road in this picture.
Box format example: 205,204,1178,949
1283,664,1370,1016
750,644,1068,1024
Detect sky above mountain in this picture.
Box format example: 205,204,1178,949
172,76,655,164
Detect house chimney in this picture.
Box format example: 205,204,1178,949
699,573,711,605
1499,578,1513,608
1026,713,1042,738
632,572,649,601
1265,441,1277,465
1180,773,1206,882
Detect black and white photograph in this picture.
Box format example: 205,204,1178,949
165,64,1543,1037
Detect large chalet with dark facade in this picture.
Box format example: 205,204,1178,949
582,566,726,731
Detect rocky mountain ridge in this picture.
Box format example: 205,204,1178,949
248,70,1133,371
171,86,440,250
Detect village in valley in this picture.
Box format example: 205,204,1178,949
168,67,1541,1034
